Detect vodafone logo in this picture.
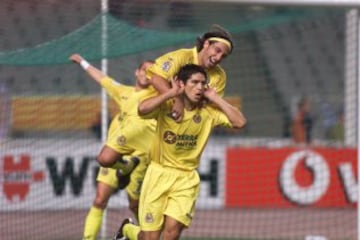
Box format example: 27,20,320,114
279,149,357,205
226,147,357,208
280,150,330,205
1,155,45,201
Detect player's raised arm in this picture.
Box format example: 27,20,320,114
69,53,106,84
204,87,247,129
148,69,184,122
138,77,184,116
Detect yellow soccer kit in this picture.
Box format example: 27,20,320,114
147,47,227,96
98,77,156,198
95,117,132,189
139,101,232,230
96,167,118,189
95,112,121,189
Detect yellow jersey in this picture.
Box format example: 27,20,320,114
142,101,232,171
147,47,227,96
100,77,156,160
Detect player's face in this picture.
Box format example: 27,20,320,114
199,41,230,69
184,72,207,103
136,62,153,88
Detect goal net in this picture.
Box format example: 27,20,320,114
0,1,356,240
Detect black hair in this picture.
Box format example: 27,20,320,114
176,64,208,83
137,59,155,69
196,24,234,53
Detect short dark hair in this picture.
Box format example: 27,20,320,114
137,59,155,69
176,64,208,83
196,24,234,53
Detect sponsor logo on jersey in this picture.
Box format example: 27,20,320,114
163,131,177,144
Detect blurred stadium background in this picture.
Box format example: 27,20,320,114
0,0,357,240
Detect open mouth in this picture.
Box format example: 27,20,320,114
194,93,202,101
209,59,216,66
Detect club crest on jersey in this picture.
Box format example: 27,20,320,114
117,113,124,122
117,135,127,146
193,114,201,123
161,61,172,72
163,130,177,144
100,168,109,176
145,213,154,223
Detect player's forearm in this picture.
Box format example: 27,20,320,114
150,75,171,94
70,54,107,84
211,95,247,129
138,90,174,116
82,63,107,84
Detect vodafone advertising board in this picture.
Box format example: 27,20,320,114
0,139,357,210
226,147,357,208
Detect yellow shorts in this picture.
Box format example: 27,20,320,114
100,114,154,199
139,163,200,231
96,167,118,189
96,155,149,200
105,116,155,156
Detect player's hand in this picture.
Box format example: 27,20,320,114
169,77,184,122
169,77,184,97
69,54,83,64
203,86,217,102
171,97,184,122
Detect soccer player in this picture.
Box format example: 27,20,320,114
146,24,234,122
69,54,156,240
114,64,246,240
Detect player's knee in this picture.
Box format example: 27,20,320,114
97,154,112,167
162,226,182,240
97,147,119,167
93,195,109,209
137,231,145,240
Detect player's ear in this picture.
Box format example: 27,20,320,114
178,79,185,88
203,39,211,49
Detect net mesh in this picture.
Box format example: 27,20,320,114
0,1,356,240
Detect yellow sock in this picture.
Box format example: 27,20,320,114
83,206,104,240
124,223,140,240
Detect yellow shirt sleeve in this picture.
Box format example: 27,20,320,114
99,76,133,104
140,99,171,120
146,48,194,81
206,106,232,128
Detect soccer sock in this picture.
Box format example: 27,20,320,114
124,223,140,240
111,158,136,175
83,206,104,240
